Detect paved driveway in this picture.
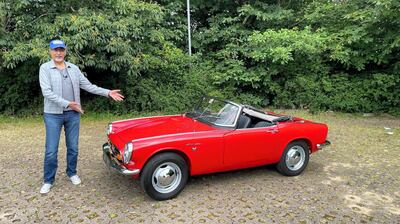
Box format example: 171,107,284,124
0,111,399,223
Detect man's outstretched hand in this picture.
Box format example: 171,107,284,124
68,102,84,114
109,90,124,102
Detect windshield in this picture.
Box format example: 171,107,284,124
186,97,240,127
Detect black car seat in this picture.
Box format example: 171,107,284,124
237,114,251,129
254,121,274,128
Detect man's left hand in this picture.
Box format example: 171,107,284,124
109,90,124,102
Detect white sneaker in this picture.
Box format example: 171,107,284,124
70,175,81,185
40,183,52,194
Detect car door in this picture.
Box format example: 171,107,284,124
223,125,279,167
185,120,232,175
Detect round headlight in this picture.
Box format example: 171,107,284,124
123,142,133,164
107,123,113,135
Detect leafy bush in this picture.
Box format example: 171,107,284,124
190,0,400,114
1,0,399,115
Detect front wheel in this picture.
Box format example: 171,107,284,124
276,140,310,176
140,152,188,200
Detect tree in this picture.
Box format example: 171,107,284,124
1,0,399,115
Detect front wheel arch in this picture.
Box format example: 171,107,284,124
140,151,189,200
141,149,191,177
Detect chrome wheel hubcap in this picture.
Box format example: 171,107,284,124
152,162,181,193
285,145,306,171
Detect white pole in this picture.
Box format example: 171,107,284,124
186,0,192,56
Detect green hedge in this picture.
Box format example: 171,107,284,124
1,0,399,115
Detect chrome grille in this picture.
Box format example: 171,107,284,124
108,142,121,160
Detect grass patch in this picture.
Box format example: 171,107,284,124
0,111,178,124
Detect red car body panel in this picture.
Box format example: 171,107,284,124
107,112,328,179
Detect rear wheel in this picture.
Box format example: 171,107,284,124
140,152,188,200
276,140,310,176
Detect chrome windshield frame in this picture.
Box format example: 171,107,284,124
194,97,243,129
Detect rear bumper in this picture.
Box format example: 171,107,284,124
102,143,140,175
317,140,331,150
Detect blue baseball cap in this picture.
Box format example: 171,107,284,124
49,40,66,49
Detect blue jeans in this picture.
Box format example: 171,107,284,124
43,111,80,184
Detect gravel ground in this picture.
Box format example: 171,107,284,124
0,111,399,223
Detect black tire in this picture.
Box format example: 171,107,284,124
276,140,310,176
140,152,188,201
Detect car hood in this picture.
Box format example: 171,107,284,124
110,115,197,142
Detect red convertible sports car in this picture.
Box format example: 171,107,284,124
103,96,330,200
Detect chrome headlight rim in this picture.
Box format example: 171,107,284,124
123,142,133,164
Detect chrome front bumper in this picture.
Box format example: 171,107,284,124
102,143,140,175
317,140,331,150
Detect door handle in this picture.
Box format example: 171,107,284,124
266,129,279,134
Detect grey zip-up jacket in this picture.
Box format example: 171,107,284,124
39,60,110,114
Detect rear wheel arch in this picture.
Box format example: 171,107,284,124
276,140,310,176
288,138,312,153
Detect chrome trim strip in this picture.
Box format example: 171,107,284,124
317,140,331,150
119,168,140,175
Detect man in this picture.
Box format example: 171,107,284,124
39,39,124,194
